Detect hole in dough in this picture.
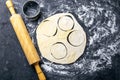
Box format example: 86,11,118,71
51,42,67,60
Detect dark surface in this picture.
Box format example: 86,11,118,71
0,0,120,80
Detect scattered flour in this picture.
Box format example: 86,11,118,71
40,1,119,77
13,0,120,78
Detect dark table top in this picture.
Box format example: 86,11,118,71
0,0,120,80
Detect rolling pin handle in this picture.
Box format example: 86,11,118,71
34,63,46,80
6,0,16,15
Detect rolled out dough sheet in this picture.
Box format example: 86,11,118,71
36,13,86,64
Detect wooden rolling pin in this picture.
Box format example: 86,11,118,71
6,0,46,80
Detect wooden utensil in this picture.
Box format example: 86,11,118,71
6,0,46,80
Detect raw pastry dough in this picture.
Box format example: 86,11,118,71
36,13,86,64
58,15,74,31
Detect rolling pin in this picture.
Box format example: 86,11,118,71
6,0,46,80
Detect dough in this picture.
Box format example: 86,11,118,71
58,15,74,31
36,13,86,64
51,42,67,59
68,30,85,47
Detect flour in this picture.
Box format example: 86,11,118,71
40,1,119,77
13,0,120,79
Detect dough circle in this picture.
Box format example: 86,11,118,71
51,42,67,59
36,13,86,64
68,30,85,47
58,15,74,31
40,20,57,36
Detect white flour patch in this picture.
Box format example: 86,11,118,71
13,0,119,78
42,64,53,72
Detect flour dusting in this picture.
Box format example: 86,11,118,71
13,0,120,79
39,1,119,77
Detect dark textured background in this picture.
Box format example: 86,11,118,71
0,0,120,80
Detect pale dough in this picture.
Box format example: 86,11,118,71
36,13,86,64
68,30,85,47
58,15,74,31
51,42,67,59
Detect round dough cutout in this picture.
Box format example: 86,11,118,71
41,20,57,36
68,30,85,47
58,15,74,31
51,42,67,59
